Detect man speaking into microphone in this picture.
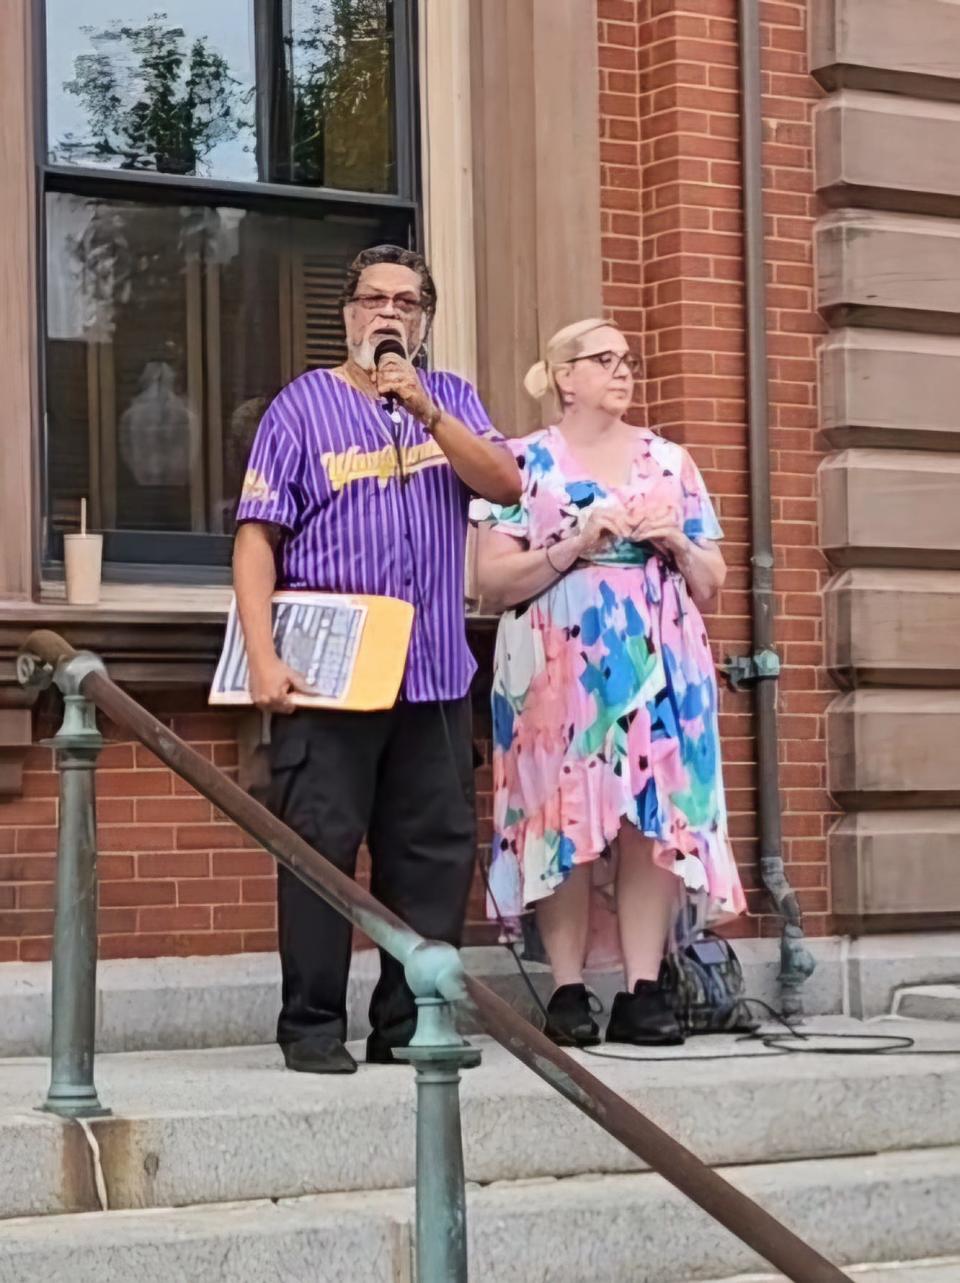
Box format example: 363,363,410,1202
233,245,520,1074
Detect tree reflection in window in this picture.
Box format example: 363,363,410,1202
288,0,395,192
48,2,398,193
55,16,251,176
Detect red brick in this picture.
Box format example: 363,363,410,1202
98,771,172,798
176,824,250,851
18,938,51,962
241,931,278,953
100,932,244,959
99,854,136,881
136,797,211,824
137,851,211,880
97,799,136,824
178,878,242,905
0,910,54,937
241,878,277,904
0,854,55,882
212,850,276,878
19,771,60,799
139,906,212,933
99,825,176,853
14,828,58,854
0,799,56,827
100,880,176,908
98,908,139,934
213,903,275,931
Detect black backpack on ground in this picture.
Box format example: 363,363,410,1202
663,928,760,1035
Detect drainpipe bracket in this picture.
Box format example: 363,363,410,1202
720,648,781,693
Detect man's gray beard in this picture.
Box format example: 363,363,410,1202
351,334,408,372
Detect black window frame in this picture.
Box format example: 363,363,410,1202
35,0,422,584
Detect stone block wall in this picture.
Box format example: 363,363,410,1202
813,0,960,927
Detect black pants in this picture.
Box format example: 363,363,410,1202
267,698,476,1049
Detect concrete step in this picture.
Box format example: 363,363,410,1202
709,1261,960,1283
0,945,553,1058
4,932,960,1057
894,985,960,1023
1,1148,960,1282
2,1020,960,1220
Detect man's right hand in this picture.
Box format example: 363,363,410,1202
249,654,315,713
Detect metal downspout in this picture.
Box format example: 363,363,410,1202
737,0,815,1018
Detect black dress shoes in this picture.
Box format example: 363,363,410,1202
280,1035,358,1074
543,983,602,1048
605,977,685,1046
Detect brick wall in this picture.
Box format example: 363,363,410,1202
598,0,833,938
0,682,495,962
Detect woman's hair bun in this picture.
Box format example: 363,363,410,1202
523,359,550,401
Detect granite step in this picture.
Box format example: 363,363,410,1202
1,1020,959,1221
1,1148,960,1282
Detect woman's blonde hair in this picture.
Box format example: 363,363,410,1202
524,318,622,420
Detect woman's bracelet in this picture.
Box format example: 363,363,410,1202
544,542,567,575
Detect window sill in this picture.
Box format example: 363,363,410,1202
0,583,233,689
31,581,235,622
0,586,497,689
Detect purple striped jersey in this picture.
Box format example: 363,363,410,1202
235,367,504,702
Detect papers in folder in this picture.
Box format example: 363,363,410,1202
210,591,414,711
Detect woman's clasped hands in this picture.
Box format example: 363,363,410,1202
574,497,687,559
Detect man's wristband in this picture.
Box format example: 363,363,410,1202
422,404,443,435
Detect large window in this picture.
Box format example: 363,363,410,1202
41,1,418,576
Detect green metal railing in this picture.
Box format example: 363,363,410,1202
17,630,852,1283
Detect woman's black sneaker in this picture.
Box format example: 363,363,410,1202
543,983,602,1048
605,977,685,1046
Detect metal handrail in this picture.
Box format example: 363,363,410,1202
18,629,852,1283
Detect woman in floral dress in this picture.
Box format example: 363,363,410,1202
471,319,745,1047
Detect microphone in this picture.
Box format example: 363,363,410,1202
373,336,407,419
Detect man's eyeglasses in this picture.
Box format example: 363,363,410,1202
350,292,424,317
569,350,642,376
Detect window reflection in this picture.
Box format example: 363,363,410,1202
45,192,405,562
46,2,257,180
46,0,398,193
286,0,397,191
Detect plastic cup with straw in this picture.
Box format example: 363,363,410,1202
64,497,103,605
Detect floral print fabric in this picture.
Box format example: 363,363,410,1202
471,426,745,964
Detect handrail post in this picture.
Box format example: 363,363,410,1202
20,649,111,1119
397,941,480,1283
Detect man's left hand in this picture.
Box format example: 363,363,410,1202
375,354,435,423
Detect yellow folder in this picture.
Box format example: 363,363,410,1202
210,592,415,712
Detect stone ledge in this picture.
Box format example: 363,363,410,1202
817,210,960,333
894,984,960,1022
816,91,960,216
811,0,960,101
824,568,960,687
827,689,960,805
821,329,960,452
819,449,960,569
8,932,960,1058
831,810,960,916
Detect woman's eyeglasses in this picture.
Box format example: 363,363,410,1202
350,292,424,317
569,350,642,376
